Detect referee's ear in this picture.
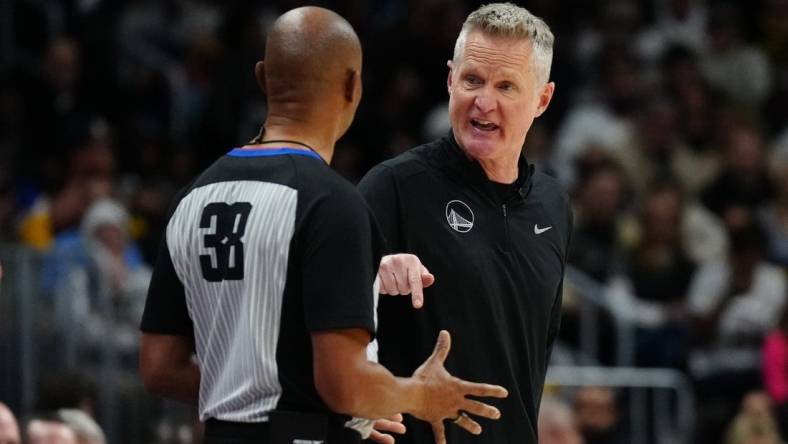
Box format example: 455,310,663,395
255,61,267,95
344,68,360,104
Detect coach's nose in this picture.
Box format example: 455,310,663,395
473,88,497,114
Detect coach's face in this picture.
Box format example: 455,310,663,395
448,31,554,165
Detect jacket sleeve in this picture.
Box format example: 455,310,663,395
545,204,574,365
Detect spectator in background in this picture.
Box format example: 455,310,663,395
762,306,788,439
758,0,788,67
54,198,150,367
724,391,781,444
679,197,729,265
758,159,788,265
606,181,695,369
26,415,77,444
700,119,775,227
117,0,191,140
56,410,105,444
661,44,721,154
573,387,626,444
34,372,97,420
614,99,684,197
616,98,717,199
700,4,772,108
539,396,584,444
612,97,729,263
562,160,629,365
570,0,643,74
0,403,21,444
18,118,116,252
16,37,90,190
636,0,708,64
569,161,628,283
553,44,642,187
689,222,786,362
688,221,786,443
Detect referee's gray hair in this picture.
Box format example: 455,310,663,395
453,3,554,84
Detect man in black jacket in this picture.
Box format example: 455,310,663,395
359,3,572,444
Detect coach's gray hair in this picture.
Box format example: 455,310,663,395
453,3,554,84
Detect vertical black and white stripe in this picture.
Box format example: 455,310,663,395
167,180,297,422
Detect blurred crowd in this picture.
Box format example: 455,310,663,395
1,0,788,443
0,401,106,444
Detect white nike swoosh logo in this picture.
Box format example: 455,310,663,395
534,224,552,234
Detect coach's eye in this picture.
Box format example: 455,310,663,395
465,75,482,86
499,82,515,92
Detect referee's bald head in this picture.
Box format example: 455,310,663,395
257,7,362,107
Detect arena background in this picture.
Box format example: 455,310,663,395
1,0,787,443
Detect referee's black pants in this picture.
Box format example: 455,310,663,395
204,417,363,444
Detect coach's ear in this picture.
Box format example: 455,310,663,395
534,81,555,118
255,61,267,95
446,60,454,95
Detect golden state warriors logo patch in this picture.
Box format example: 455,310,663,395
445,200,474,233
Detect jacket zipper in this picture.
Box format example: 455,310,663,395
502,203,511,251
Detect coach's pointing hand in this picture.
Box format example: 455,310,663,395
370,414,406,444
410,331,508,444
378,254,435,308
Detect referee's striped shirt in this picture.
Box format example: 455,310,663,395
141,148,380,426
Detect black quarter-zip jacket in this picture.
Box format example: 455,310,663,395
358,133,573,444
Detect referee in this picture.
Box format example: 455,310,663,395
138,7,507,444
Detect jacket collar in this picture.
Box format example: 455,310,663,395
435,130,534,202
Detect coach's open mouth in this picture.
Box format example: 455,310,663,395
471,119,499,131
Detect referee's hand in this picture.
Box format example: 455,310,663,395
411,330,508,444
377,254,435,308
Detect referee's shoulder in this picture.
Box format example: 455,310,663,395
296,159,361,199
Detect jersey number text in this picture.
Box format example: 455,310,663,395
199,202,252,281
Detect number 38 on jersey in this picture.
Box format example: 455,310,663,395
199,202,252,281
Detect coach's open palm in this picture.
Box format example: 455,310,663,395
410,330,508,444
